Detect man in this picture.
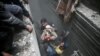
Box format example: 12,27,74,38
0,3,32,56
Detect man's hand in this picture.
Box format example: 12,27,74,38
25,25,33,33
2,52,12,56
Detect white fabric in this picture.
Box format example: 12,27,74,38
45,25,52,29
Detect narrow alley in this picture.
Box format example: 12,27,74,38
29,0,100,56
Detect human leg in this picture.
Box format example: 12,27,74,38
0,27,14,56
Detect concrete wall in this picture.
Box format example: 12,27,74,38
81,0,100,12
64,3,100,56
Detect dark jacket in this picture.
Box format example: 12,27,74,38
0,11,26,29
0,3,26,29
0,0,30,17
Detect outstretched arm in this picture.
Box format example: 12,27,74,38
0,11,32,32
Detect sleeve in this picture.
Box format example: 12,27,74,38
0,11,26,29
12,0,30,17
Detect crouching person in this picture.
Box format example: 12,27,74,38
0,3,32,56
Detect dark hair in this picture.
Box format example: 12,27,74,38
40,18,47,23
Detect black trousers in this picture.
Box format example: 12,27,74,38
0,27,14,56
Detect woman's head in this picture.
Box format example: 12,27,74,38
41,18,47,24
